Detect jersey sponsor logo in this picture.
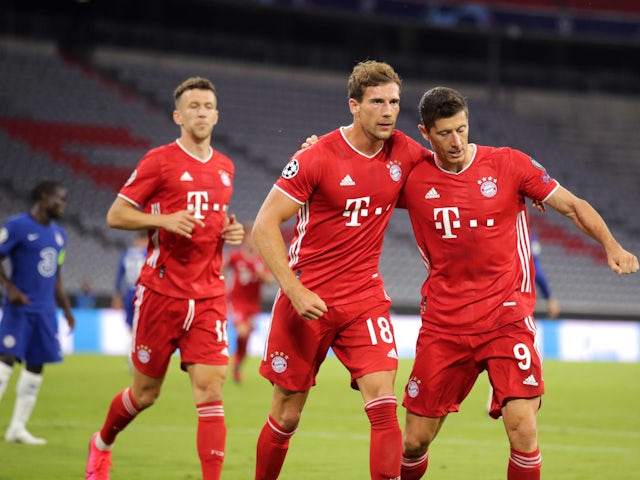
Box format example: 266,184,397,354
406,376,421,398
180,171,194,181
27,233,39,241
55,232,64,247
136,345,152,364
433,207,496,238
281,159,299,179
0,227,7,244
424,187,440,199
269,351,289,373
387,160,402,182
340,174,356,186
186,191,213,219
38,247,59,277
522,374,539,386
343,196,371,227
2,334,16,349
124,169,137,186
219,170,231,187
477,176,498,198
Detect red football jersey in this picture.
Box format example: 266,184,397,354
400,145,559,333
118,140,234,299
227,249,267,313
275,127,429,305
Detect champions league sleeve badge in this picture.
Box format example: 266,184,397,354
282,159,299,179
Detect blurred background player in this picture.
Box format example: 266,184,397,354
224,221,274,384
530,233,560,319
112,230,147,369
74,278,97,309
84,77,244,480
0,180,75,445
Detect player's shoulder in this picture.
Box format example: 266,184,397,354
2,213,32,231
212,149,235,173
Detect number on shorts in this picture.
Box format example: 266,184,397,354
365,317,394,345
215,319,228,343
513,343,531,370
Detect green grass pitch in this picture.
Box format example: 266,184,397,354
0,355,638,479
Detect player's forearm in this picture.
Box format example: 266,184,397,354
252,224,298,295
565,198,620,253
55,278,73,315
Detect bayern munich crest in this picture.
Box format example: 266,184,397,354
136,345,151,364
406,378,421,398
387,160,402,182
219,170,231,187
478,176,498,198
270,351,289,373
282,159,299,179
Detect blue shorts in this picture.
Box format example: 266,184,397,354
0,305,63,365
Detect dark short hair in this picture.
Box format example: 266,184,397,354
173,77,217,106
31,180,63,202
348,60,402,103
419,86,468,131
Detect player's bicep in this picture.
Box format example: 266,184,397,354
256,186,302,225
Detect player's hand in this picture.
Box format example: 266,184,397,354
300,134,319,150
222,214,244,245
531,199,546,212
607,246,639,275
6,284,30,306
65,312,76,331
287,284,328,321
546,297,560,319
163,210,205,238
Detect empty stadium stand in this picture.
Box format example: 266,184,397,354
0,36,638,317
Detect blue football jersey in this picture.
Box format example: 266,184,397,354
0,213,67,312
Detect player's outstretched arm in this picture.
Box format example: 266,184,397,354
545,186,639,275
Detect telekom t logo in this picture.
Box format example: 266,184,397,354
434,207,460,238
187,191,209,219
343,196,371,226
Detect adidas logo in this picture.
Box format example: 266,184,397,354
387,348,398,359
340,175,356,186
180,171,194,181
522,374,539,386
424,187,440,199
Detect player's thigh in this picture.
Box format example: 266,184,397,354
483,320,544,410
0,306,31,359
179,295,229,368
260,293,333,391
131,288,182,377
26,310,62,364
332,295,397,386
403,332,478,417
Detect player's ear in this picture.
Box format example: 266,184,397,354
418,124,430,141
173,109,182,126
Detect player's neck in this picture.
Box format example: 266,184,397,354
342,124,383,157
29,205,51,225
178,136,212,161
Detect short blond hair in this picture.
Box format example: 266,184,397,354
173,77,217,106
348,60,402,103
